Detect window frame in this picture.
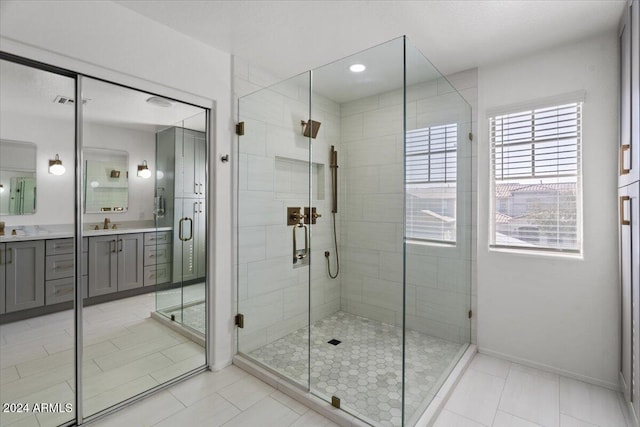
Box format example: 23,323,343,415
488,98,584,256
405,122,459,245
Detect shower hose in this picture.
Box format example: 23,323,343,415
325,211,340,279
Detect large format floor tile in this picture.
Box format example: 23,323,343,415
0,293,205,427
438,353,632,427
498,364,560,427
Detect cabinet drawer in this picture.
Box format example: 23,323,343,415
144,244,171,266
45,276,88,305
46,238,74,255
46,238,88,255
144,264,171,286
144,231,172,246
45,252,88,280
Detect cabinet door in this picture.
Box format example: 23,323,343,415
196,133,206,198
632,0,639,184
173,199,197,283
621,183,640,414
88,236,118,297
177,130,197,199
117,233,144,291
5,240,44,312
0,243,5,314
629,183,640,418
196,200,206,278
621,6,633,186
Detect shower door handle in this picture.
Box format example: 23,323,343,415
292,223,308,263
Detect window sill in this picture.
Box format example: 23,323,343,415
489,246,583,260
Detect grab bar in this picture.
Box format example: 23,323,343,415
292,223,308,263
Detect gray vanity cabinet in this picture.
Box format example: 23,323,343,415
88,233,143,296
0,244,5,314
4,240,45,312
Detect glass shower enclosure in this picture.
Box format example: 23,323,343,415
236,36,472,426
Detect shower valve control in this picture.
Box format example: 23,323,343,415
304,207,321,224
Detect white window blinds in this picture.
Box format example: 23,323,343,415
490,102,582,253
406,123,458,243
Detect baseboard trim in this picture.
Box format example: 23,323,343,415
478,347,620,391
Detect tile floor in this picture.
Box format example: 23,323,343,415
90,364,338,427
0,293,205,427
248,311,466,426
435,353,634,427
90,352,635,427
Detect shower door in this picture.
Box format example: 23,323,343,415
236,72,313,388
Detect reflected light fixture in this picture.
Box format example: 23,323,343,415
349,64,366,73
137,160,151,178
146,96,173,108
156,170,164,180
49,154,65,175
0,184,4,193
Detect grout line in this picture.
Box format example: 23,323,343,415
490,364,510,427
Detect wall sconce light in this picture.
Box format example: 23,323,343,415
49,154,65,175
137,160,151,179
0,184,4,193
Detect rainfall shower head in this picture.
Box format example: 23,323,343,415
301,120,321,139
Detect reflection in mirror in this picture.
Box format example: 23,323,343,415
83,147,129,213
0,140,37,215
0,58,76,427
81,76,208,418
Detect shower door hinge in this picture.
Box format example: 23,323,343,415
468,132,473,141
235,313,244,328
331,396,341,409
468,310,473,319
236,122,245,136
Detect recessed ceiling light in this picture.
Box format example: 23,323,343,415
349,64,366,73
146,96,173,108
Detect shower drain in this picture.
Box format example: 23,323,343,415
327,339,341,345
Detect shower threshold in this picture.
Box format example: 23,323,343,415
151,299,206,347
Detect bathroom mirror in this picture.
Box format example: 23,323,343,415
0,139,37,215
84,147,129,213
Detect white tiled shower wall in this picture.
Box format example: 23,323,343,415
233,56,478,351
234,63,342,353
339,69,477,344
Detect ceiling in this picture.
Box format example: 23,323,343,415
117,0,626,81
0,60,206,132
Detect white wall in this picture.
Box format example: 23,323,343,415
477,33,620,388
0,0,234,369
0,113,156,226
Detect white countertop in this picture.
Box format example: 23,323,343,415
0,223,172,243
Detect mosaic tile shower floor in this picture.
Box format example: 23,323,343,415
248,311,467,426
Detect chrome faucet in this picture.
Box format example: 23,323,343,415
103,218,111,229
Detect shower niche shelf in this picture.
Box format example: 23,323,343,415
274,156,325,200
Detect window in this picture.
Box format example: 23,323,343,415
406,123,458,243
490,102,582,253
